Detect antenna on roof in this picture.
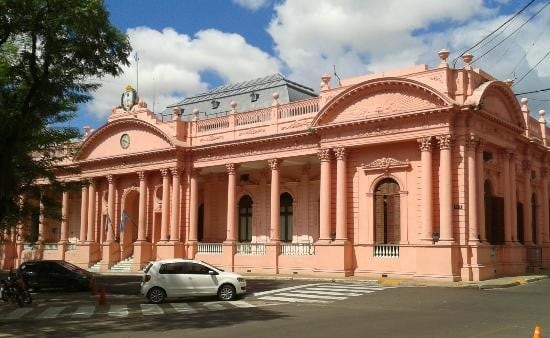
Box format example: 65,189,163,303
333,64,341,87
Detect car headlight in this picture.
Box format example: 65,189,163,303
237,277,245,282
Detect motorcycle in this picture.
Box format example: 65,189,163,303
0,272,32,307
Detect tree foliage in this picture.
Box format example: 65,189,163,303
0,0,131,231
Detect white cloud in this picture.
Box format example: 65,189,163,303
267,0,550,102
233,0,269,11
87,27,280,119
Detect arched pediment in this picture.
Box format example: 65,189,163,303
76,119,175,161
312,78,454,127
465,81,525,130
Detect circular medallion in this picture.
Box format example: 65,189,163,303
120,133,130,149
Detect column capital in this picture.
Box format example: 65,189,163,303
160,168,170,177
138,171,148,181
417,137,432,152
436,134,453,150
334,147,347,160
170,167,181,177
465,135,479,151
81,181,89,189
87,178,96,186
267,158,280,170
318,148,331,162
226,163,238,174
107,174,115,184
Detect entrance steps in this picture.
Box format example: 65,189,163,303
87,256,134,273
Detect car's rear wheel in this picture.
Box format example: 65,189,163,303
147,287,166,304
217,284,236,301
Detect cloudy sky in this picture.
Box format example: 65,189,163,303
76,0,550,129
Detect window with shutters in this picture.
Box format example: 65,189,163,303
374,178,400,244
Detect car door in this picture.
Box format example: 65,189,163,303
43,262,65,288
158,262,187,297
187,262,219,295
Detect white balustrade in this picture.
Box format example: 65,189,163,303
373,244,400,258
23,243,35,251
44,243,58,250
280,243,315,256
197,243,223,254
236,243,266,255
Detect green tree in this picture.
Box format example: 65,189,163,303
0,0,131,232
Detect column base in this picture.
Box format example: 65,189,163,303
313,240,353,277
99,241,120,272
156,241,185,261
132,241,152,271
72,242,101,269
185,241,198,259
222,242,236,272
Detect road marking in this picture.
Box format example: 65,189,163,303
37,306,66,319
253,283,324,297
229,300,256,308
170,303,197,314
291,290,362,297
259,295,330,304
308,287,375,293
108,305,128,317
71,305,95,318
201,302,225,311
141,304,164,316
5,308,33,319
285,292,347,300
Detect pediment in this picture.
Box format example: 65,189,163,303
77,119,175,161
313,78,452,127
467,81,524,129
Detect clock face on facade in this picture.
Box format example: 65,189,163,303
120,133,130,149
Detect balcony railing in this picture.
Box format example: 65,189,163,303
373,244,399,258
280,243,315,256
197,242,223,254
23,243,36,251
236,243,266,255
44,243,58,250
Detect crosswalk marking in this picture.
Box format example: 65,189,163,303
286,292,347,300
289,289,362,297
201,302,225,311
141,304,164,316
108,305,128,317
5,308,33,319
37,306,66,319
229,300,256,308
253,283,324,297
259,295,330,304
71,305,95,318
308,287,375,293
170,303,197,314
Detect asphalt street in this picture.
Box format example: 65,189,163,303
0,276,548,337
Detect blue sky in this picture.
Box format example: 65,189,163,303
76,0,550,130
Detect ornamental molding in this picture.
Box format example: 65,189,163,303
238,128,266,136
200,135,224,142
280,120,311,131
361,157,411,174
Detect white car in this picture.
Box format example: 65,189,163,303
140,259,246,304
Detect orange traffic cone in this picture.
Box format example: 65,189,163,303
98,287,107,306
533,326,542,338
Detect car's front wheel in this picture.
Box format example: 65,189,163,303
147,287,166,304
217,284,236,301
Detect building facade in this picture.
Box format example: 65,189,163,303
1,50,549,281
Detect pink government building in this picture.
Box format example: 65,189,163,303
1,50,549,282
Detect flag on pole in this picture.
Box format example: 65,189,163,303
120,211,129,233
104,214,111,233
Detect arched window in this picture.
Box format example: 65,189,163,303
531,194,537,244
238,195,253,242
280,193,293,242
374,178,400,244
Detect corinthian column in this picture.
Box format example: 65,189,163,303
226,163,237,242
418,137,433,241
523,160,533,244
87,179,96,242
318,149,331,241
476,140,486,242
189,169,199,242
334,147,348,241
107,175,116,242
268,159,280,242
499,150,512,243
466,136,479,243
60,191,69,243
509,153,518,242
138,171,147,241
160,169,170,241
79,182,88,243
170,168,181,242
437,135,453,242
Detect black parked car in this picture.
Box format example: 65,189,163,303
17,260,93,291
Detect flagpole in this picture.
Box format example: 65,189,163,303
135,52,139,94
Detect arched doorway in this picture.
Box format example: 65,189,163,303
121,189,139,255
484,180,504,245
280,193,293,242
374,178,400,244
238,195,252,242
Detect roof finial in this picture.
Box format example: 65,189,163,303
438,49,450,68
321,74,331,91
